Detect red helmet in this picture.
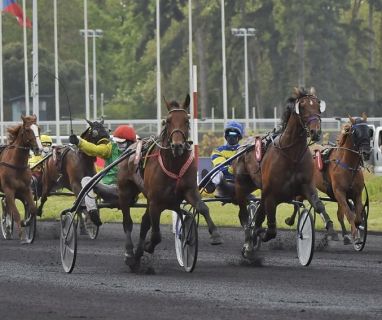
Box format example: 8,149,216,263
113,125,136,143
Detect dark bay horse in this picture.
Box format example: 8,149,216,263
234,87,337,257
285,114,372,244
118,94,222,267
38,120,108,220
0,115,42,239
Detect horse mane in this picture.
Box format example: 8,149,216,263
337,116,365,146
7,124,22,144
279,87,310,131
337,124,351,146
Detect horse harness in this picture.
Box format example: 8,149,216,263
0,144,31,171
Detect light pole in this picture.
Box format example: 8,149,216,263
80,29,103,120
231,27,255,129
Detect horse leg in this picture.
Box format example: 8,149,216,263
261,197,277,242
119,184,139,266
285,203,299,226
122,206,135,265
353,193,364,244
303,186,339,241
144,203,162,254
4,190,22,239
135,208,151,259
184,189,222,245
337,205,350,244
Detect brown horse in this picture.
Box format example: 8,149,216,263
234,87,337,257
0,115,42,239
285,114,372,244
118,94,222,267
38,120,108,221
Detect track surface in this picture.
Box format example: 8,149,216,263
0,222,382,320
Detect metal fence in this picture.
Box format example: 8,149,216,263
1,117,382,143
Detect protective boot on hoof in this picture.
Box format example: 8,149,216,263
210,230,223,245
261,227,277,242
241,243,255,260
325,221,339,241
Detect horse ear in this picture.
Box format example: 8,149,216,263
100,118,104,125
163,96,171,111
310,87,316,96
21,115,26,123
293,87,300,97
361,112,367,122
348,114,355,124
183,94,190,111
86,119,93,127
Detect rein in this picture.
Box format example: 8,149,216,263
0,161,28,171
157,150,194,190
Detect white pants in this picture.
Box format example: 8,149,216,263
211,171,224,186
81,176,98,212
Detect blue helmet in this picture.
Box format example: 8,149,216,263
224,121,244,139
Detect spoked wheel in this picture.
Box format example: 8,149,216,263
0,199,13,240
296,208,315,266
82,212,99,240
181,212,198,272
247,201,262,251
354,187,369,251
174,211,184,267
23,202,36,244
60,211,78,273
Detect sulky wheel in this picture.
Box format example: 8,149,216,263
60,211,78,273
296,208,315,266
181,212,198,272
0,198,13,240
23,201,36,244
174,211,184,267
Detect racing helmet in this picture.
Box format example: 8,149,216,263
224,121,244,139
113,125,137,143
40,134,53,145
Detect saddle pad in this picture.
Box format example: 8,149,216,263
254,137,263,162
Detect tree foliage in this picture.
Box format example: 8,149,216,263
2,0,382,120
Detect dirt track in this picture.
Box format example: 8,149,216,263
0,222,381,320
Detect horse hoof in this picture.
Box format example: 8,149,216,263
210,232,223,245
325,222,339,241
285,217,294,226
261,229,277,242
343,234,352,245
241,245,255,260
144,242,155,254
124,253,136,266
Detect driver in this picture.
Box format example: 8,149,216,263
69,124,137,226
29,134,53,198
206,120,244,197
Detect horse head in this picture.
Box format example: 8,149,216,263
81,118,110,144
347,113,373,161
293,87,325,142
21,114,42,155
163,94,191,157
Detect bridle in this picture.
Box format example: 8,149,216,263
160,109,192,152
294,95,323,141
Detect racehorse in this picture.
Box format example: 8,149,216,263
118,94,222,267
285,113,372,244
233,87,337,257
38,120,108,224
0,115,42,239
